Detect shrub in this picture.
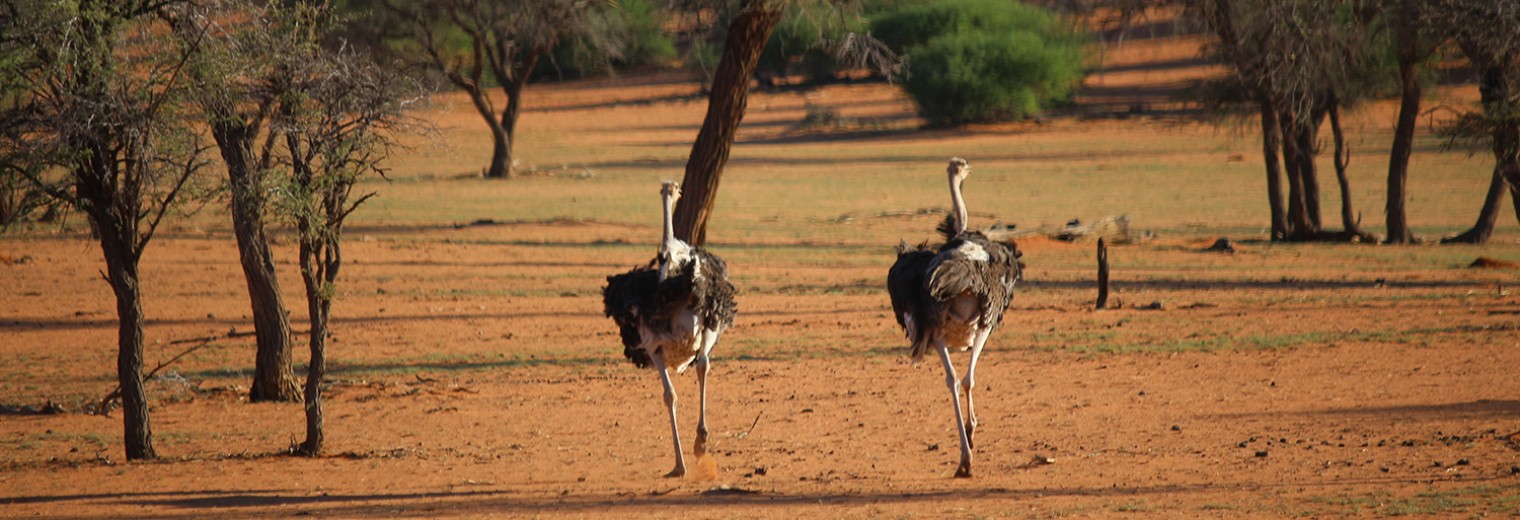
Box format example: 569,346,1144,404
616,0,677,67
871,0,1072,54
874,0,1085,125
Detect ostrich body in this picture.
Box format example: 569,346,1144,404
603,182,737,478
887,158,1021,478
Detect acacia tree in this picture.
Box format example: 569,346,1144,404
0,0,205,460
1432,0,1520,244
167,0,302,402
1186,0,1378,242
268,5,415,455
377,0,621,179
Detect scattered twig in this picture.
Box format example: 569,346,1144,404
97,330,239,413
736,411,763,439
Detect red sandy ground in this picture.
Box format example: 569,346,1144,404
3,224,1519,518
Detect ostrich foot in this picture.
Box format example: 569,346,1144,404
665,466,686,478
954,460,972,478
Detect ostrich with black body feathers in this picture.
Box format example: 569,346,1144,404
887,157,1022,478
603,181,737,478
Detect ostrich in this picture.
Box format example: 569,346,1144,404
603,181,737,478
887,157,1022,478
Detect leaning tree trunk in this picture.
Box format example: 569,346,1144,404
672,0,786,246
1443,168,1508,244
1258,97,1289,241
1328,101,1372,241
97,215,156,460
213,123,300,403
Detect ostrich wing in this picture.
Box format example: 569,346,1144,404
887,244,936,345
604,267,660,368
926,232,1022,329
689,248,738,332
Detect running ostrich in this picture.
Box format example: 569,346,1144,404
603,181,737,478
887,157,1022,478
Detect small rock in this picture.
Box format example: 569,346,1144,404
1170,425,1181,432
926,444,940,451
1380,466,1390,473
1255,450,1269,458
754,466,767,476
1138,301,1165,310
1456,458,1470,466
1030,455,1055,465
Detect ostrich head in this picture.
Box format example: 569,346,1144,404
947,157,971,185
661,181,681,203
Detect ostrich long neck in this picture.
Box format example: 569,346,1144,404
948,174,968,235
660,191,678,251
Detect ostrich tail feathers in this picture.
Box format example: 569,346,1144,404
936,213,958,241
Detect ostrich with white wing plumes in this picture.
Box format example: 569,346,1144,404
603,181,737,478
887,157,1022,478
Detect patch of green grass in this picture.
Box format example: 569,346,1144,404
1384,491,1476,516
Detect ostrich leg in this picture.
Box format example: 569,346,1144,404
937,342,974,478
693,336,713,455
962,328,992,450
654,352,686,477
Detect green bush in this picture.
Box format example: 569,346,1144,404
874,0,1085,126
616,0,677,67
871,0,1071,54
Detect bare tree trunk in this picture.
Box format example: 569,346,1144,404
212,123,300,403
296,239,333,456
1328,101,1372,241
492,50,542,180
673,0,785,245
1443,168,1507,244
1279,110,1313,240
97,215,156,460
1301,109,1325,231
1385,22,1421,244
1509,175,1520,226
457,84,512,179
1258,97,1288,241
